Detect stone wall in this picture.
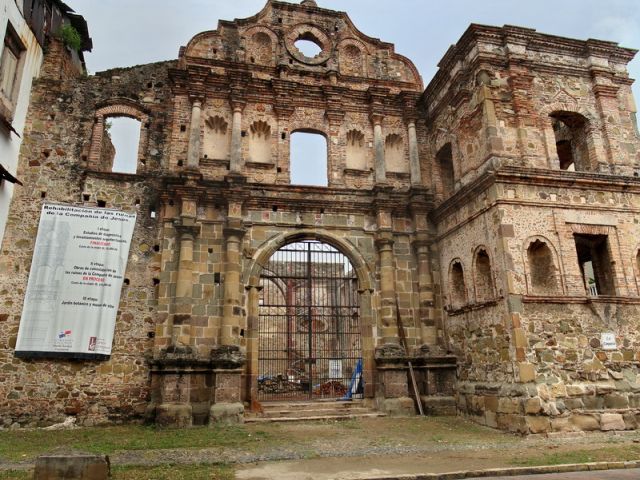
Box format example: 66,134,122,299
2,1,639,432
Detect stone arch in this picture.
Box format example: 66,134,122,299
243,26,278,66
523,235,564,296
245,230,376,403
448,258,467,309
245,230,373,291
88,101,150,172
539,102,601,171
472,246,495,303
338,38,369,77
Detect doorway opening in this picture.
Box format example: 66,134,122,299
257,240,362,401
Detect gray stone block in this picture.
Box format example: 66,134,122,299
34,454,109,480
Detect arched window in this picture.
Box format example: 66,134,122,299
449,260,466,309
106,117,142,174
248,120,271,164
290,131,327,186
474,248,494,303
88,103,149,173
527,239,559,295
550,111,592,171
346,129,366,170
436,143,454,198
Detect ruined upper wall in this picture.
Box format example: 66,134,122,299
181,0,422,90
422,24,640,204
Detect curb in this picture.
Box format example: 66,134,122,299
360,460,640,479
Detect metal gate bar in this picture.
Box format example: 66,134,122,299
258,240,362,401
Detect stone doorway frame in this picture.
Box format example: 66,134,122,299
244,230,376,403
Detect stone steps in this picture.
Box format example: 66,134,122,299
245,399,385,423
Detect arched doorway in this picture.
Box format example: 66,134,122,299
257,239,363,401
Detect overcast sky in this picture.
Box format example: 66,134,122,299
67,0,640,181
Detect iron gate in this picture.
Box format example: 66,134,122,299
258,240,362,401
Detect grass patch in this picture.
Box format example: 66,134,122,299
0,425,269,462
0,471,31,480
112,463,234,480
511,444,640,467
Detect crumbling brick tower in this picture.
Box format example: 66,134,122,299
1,1,640,432
426,26,640,433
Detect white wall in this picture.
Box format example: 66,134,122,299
0,0,43,244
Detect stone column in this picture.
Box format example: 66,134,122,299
88,115,105,169
414,239,436,345
375,232,399,345
407,120,422,185
220,223,246,346
229,102,245,174
186,99,202,169
371,114,386,184
173,218,199,347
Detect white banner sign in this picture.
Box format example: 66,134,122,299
15,204,136,358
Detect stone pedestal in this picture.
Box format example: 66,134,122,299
209,345,246,425
375,343,415,416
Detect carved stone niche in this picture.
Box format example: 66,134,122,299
203,115,230,161
247,120,272,164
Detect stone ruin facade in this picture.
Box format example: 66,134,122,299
1,0,640,434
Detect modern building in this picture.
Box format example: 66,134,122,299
0,0,90,243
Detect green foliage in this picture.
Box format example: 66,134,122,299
58,24,82,52
112,464,234,480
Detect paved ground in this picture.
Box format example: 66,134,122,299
468,469,640,479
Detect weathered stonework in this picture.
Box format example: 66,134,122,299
1,1,639,433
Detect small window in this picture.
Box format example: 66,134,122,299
0,23,26,119
436,143,454,198
474,249,494,303
290,131,327,186
574,234,615,296
550,112,591,171
449,261,466,309
105,117,142,174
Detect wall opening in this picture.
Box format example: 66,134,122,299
257,240,362,401
295,38,322,58
290,131,328,186
574,234,615,296
550,112,590,171
105,117,141,174
436,143,454,198
449,261,466,309
526,239,559,295
474,249,494,303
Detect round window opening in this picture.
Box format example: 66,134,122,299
295,38,322,58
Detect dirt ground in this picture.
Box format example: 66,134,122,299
2,416,640,479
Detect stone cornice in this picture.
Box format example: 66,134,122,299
431,165,640,224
